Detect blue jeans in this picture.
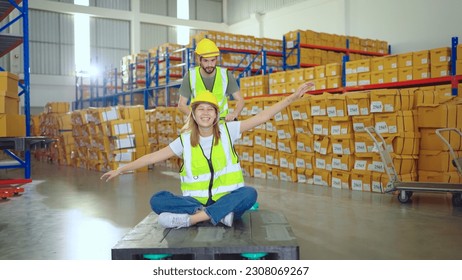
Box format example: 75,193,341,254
150,186,257,225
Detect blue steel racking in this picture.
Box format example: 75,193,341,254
0,0,34,178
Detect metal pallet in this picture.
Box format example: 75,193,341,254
112,209,299,260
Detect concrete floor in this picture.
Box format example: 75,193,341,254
1,160,462,260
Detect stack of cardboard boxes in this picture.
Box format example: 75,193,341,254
345,46,453,86
0,72,24,137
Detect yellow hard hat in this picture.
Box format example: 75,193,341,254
191,90,219,108
195,38,220,58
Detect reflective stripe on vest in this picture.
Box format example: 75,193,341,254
189,66,229,118
180,124,244,204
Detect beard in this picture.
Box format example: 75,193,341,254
201,65,215,74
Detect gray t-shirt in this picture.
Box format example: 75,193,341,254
179,67,240,99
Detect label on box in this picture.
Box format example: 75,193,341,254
291,110,301,120
375,122,388,134
337,109,345,117
296,158,305,168
311,106,321,116
370,101,383,113
332,177,342,189
348,104,359,116
354,160,367,170
327,106,337,117
331,125,341,135
352,179,363,191
355,142,367,153
316,158,326,169
384,104,394,112
313,124,323,135
332,143,343,154
332,158,342,169
353,122,365,132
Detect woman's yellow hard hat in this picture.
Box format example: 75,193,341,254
191,90,219,108
195,38,220,58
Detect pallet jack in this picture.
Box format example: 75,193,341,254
0,178,32,200
365,127,462,207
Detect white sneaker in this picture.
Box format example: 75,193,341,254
158,212,190,229
220,212,234,227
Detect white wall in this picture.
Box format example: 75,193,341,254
28,75,75,110
229,0,462,54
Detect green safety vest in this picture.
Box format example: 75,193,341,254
189,66,229,118
179,123,244,204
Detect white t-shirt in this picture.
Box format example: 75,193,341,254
169,121,241,159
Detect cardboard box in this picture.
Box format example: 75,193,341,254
315,153,332,170
370,71,384,84
345,61,358,74
417,103,460,128
420,128,461,151
313,78,326,90
326,93,347,118
393,155,418,174
327,76,341,89
354,132,376,157
279,167,297,182
253,147,266,163
313,135,330,155
352,115,374,133
331,170,350,189
314,65,326,79
277,138,296,153
418,171,461,183
413,65,431,80
370,88,400,113
289,98,310,120
0,96,19,114
296,150,314,170
383,69,398,83
296,133,314,153
370,57,385,72
383,55,398,69
430,47,451,66
331,154,354,171
393,132,420,155
457,60,462,75
45,102,70,114
312,116,330,136
358,73,371,85
351,170,372,191
431,63,450,78
253,163,266,179
413,50,430,66
279,152,296,170
419,150,462,172
346,91,370,116
331,138,355,155
398,52,413,68
265,149,279,166
325,63,342,77
330,117,353,139
313,168,331,187
266,166,279,181
356,59,370,73
0,114,26,137
310,92,327,116
0,72,19,95
304,67,314,80
398,67,413,81
345,73,358,87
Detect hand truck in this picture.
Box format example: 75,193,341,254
364,127,462,207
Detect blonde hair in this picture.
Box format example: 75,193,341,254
180,102,220,147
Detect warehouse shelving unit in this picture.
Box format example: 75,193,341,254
282,31,388,70
298,36,460,96
0,0,40,180
151,46,188,107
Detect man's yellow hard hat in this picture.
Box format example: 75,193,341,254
191,90,219,108
195,38,220,58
